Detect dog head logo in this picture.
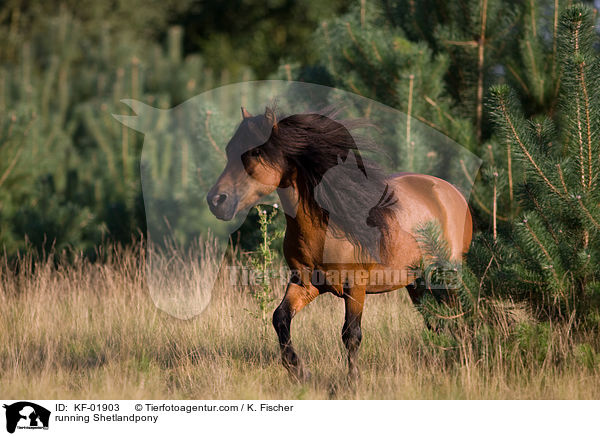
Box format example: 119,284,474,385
3,402,50,433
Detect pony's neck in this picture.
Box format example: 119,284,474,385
276,183,300,218
276,171,324,234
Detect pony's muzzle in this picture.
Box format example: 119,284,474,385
207,190,237,221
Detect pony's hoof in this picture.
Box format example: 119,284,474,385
287,365,312,383
347,367,360,384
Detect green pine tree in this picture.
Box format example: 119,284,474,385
0,3,252,256
478,4,600,324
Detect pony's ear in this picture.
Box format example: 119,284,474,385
264,107,278,130
241,107,252,119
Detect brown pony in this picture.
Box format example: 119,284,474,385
207,107,472,381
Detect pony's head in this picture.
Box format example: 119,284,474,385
207,106,388,241
207,106,285,220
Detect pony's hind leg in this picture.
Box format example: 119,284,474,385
406,280,436,331
273,281,319,382
406,281,425,306
407,280,457,331
342,285,365,381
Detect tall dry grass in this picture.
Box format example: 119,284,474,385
0,243,599,399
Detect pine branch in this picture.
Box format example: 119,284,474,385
521,217,560,285
575,195,600,232
490,86,563,198
460,159,509,221
576,59,593,190
476,0,488,143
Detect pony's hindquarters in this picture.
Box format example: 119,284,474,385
388,174,472,263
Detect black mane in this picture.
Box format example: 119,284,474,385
234,109,396,259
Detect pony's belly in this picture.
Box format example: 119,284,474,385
314,263,417,296
317,218,420,294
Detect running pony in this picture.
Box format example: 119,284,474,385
207,107,472,381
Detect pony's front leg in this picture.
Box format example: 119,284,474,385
342,285,365,381
273,281,319,382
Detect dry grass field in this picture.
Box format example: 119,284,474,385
1,244,599,400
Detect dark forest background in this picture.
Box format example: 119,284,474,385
3,0,600,326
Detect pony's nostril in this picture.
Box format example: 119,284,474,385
211,193,228,207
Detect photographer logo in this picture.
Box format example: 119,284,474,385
3,402,50,433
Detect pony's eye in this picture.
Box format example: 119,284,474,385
249,148,262,157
